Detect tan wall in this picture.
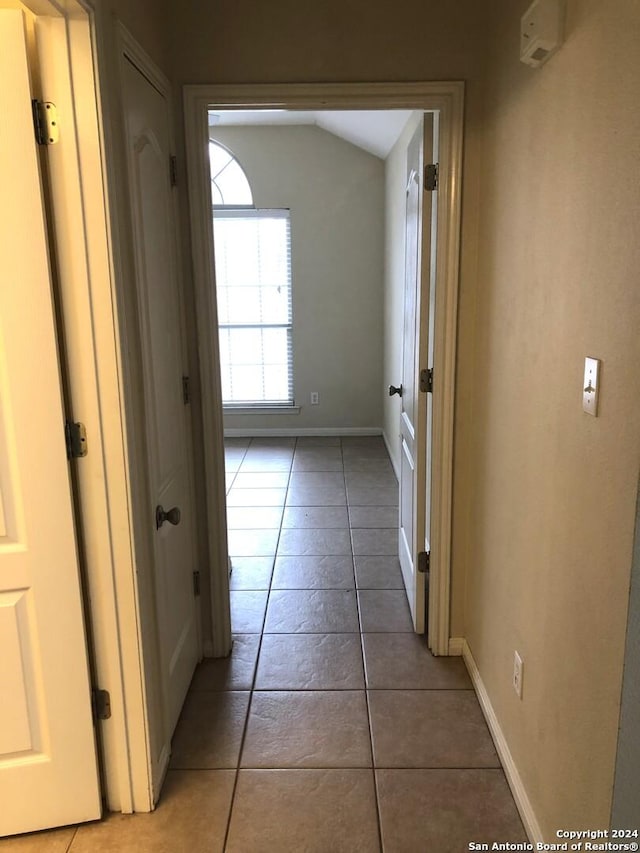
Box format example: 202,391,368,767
105,0,640,835
109,0,170,71
166,0,485,87
467,0,640,836
167,0,487,638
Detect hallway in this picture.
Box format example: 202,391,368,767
176,435,527,851
1,436,526,852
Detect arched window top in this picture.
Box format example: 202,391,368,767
209,140,253,207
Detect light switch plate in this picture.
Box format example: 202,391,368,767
583,357,600,416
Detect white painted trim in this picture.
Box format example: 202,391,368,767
115,23,206,803
184,81,463,659
88,7,164,812
382,430,401,480
224,406,301,415
89,6,210,811
184,87,232,660
461,640,543,844
113,28,170,801
118,24,169,95
27,0,151,815
426,88,464,657
448,637,465,655
224,426,383,437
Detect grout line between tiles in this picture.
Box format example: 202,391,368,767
185,763,505,771
65,826,79,852
246,686,474,692
344,436,386,853
222,437,295,853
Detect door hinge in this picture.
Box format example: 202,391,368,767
169,154,178,187
193,570,201,596
419,368,433,394
424,162,439,191
91,688,111,722
32,99,59,146
417,551,430,574
182,375,190,405
65,421,88,458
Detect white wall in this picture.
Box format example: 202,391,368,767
382,111,422,472
213,125,385,432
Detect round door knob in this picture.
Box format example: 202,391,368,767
156,504,181,529
388,384,403,397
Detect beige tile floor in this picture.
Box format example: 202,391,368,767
2,436,526,852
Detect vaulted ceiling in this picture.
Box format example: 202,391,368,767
208,109,414,159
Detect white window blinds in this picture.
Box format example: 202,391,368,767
214,209,293,407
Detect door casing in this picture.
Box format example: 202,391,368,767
3,0,157,816
183,82,464,656
118,38,202,797
398,115,435,635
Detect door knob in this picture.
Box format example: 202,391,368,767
156,504,181,529
389,384,403,397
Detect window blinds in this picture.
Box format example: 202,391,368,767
213,209,293,406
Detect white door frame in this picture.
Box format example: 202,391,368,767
184,82,464,656
117,23,203,796
3,0,170,816
92,13,202,805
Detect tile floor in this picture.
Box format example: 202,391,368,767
2,436,526,852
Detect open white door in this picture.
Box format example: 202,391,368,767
396,114,437,634
0,9,101,835
120,54,199,750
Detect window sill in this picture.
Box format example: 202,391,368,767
223,406,301,415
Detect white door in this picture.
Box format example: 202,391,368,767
397,115,436,634
121,57,199,737
0,9,101,836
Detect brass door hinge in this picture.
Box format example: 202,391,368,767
91,688,111,722
32,99,59,146
417,551,430,574
65,421,88,458
424,162,439,191
419,368,433,394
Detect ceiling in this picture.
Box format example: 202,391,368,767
208,109,414,159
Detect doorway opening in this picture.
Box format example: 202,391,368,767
208,107,432,634
184,83,464,659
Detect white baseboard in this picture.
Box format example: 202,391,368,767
223,426,383,437
461,640,543,845
382,430,401,479
448,637,465,655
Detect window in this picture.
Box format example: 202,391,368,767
210,141,293,407
209,140,253,206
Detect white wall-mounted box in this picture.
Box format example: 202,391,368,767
520,0,565,68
